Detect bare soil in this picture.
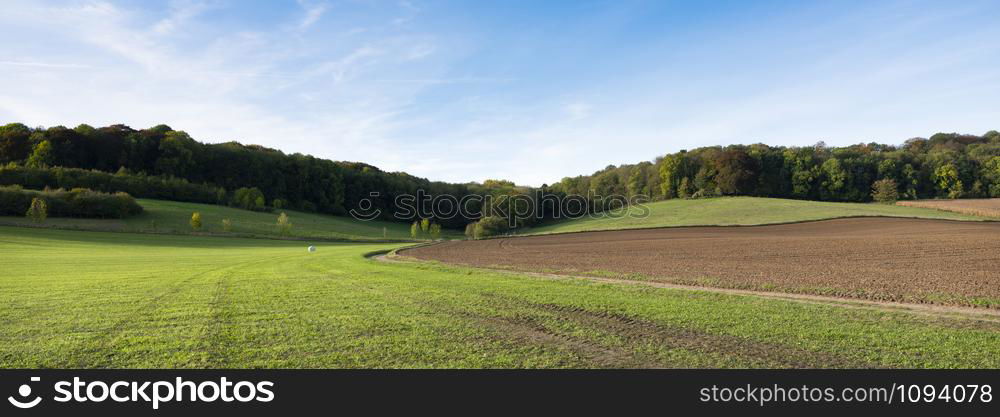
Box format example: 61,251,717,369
402,218,1000,308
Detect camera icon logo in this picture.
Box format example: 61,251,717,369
7,377,42,409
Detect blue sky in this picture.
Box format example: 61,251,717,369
1,0,998,185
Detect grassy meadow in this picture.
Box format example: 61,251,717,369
1,196,989,241
526,196,990,235
2,225,1000,368
0,198,461,241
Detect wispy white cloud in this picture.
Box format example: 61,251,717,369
0,0,452,177
153,0,214,35
0,61,91,69
372,77,514,85
404,43,435,60
296,0,329,30
1,0,999,187
563,102,591,121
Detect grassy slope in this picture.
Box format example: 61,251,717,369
2,225,999,368
0,198,460,241
526,196,988,235
1,196,983,241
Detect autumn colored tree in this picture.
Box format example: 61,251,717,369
277,212,292,235
25,198,47,223
190,212,202,231
871,179,899,204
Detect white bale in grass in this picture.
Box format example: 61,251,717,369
307,245,317,253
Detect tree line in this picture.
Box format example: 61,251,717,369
550,132,1000,203
0,185,142,219
0,123,473,228
3,122,999,235
476,130,1000,236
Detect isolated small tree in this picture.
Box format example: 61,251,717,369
420,218,430,233
221,218,233,232
255,196,266,211
429,223,442,239
464,222,476,239
410,221,420,239
190,212,202,231
216,188,227,204
277,212,292,235
871,178,899,204
272,199,284,210
25,197,47,223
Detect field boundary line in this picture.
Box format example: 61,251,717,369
0,223,423,244
377,250,1000,323
516,214,1000,239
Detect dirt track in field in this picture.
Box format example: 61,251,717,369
402,218,1000,308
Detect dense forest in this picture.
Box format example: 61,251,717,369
0,123,475,229
551,132,1000,202
2,122,999,234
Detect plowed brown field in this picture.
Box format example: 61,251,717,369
403,218,1000,307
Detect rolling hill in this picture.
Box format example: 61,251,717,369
525,197,990,235
0,198,461,241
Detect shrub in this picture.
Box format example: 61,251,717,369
232,187,268,212
277,212,292,235
871,178,899,204
0,186,142,219
473,216,509,239
0,165,220,205
26,197,47,223
407,219,442,239
190,212,202,231
221,218,233,232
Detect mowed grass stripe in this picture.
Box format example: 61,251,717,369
3,226,1000,368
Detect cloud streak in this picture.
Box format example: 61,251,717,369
297,0,329,30
0,61,92,69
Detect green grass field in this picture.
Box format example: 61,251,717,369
526,196,989,234
1,196,985,242
2,225,999,368
0,198,461,241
